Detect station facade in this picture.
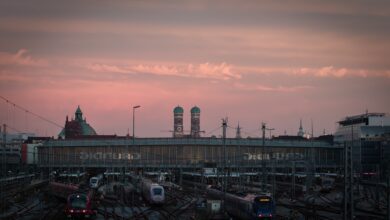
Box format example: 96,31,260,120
38,106,345,173
38,137,343,172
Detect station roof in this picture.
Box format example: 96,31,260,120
42,137,339,149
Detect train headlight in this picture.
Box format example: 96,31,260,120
82,209,86,213
258,214,262,217
70,209,74,213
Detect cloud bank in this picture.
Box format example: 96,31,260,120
0,49,48,67
88,62,240,80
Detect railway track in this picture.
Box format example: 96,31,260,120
39,202,65,220
127,185,196,220
97,184,149,220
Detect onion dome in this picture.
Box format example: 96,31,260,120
191,106,200,114
173,106,184,114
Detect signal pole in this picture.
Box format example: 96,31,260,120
344,126,354,220
261,123,266,192
222,118,227,212
133,105,140,177
387,173,390,220
1,124,6,214
2,124,6,177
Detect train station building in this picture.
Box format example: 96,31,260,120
37,106,343,174
37,107,390,179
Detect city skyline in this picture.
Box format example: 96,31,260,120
0,0,389,137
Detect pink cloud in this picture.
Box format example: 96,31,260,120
87,62,240,80
240,66,390,78
298,66,348,77
132,64,180,76
292,66,390,78
87,64,134,74
0,49,48,67
234,82,312,92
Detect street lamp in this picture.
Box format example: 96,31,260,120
132,105,141,175
132,105,141,140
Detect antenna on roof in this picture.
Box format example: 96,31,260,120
311,118,314,138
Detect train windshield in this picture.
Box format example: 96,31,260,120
69,194,87,209
323,180,332,185
90,178,97,183
153,188,163,195
254,197,273,209
257,202,272,209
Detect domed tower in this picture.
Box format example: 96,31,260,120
173,106,184,137
58,105,97,139
190,106,201,137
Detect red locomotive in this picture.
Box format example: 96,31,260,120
64,191,95,218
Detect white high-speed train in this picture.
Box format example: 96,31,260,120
140,178,165,205
90,174,103,189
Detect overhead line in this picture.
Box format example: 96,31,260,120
205,125,222,136
2,124,23,133
0,95,64,129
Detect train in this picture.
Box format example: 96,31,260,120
130,175,165,205
0,174,34,190
320,176,335,193
48,181,80,200
253,195,275,219
207,188,275,219
141,178,165,205
89,174,103,189
130,174,165,205
64,191,96,219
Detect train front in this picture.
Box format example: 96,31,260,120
150,184,165,204
65,194,95,218
252,195,275,219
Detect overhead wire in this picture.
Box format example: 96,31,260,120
227,125,260,138
0,95,63,129
3,124,24,134
205,125,222,136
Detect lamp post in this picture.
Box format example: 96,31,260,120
132,105,140,175
133,105,141,141
261,122,266,192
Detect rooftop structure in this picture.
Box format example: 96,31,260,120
173,105,202,138
190,106,200,114
190,106,201,137
58,106,97,139
337,112,389,126
335,112,390,177
297,119,304,137
173,106,184,137
173,106,184,114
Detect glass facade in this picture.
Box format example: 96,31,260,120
38,138,342,170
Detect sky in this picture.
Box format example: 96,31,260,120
0,0,389,138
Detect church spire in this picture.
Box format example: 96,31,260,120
75,105,83,121
236,122,242,139
297,119,304,137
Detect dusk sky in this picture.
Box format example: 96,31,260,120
0,0,389,138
